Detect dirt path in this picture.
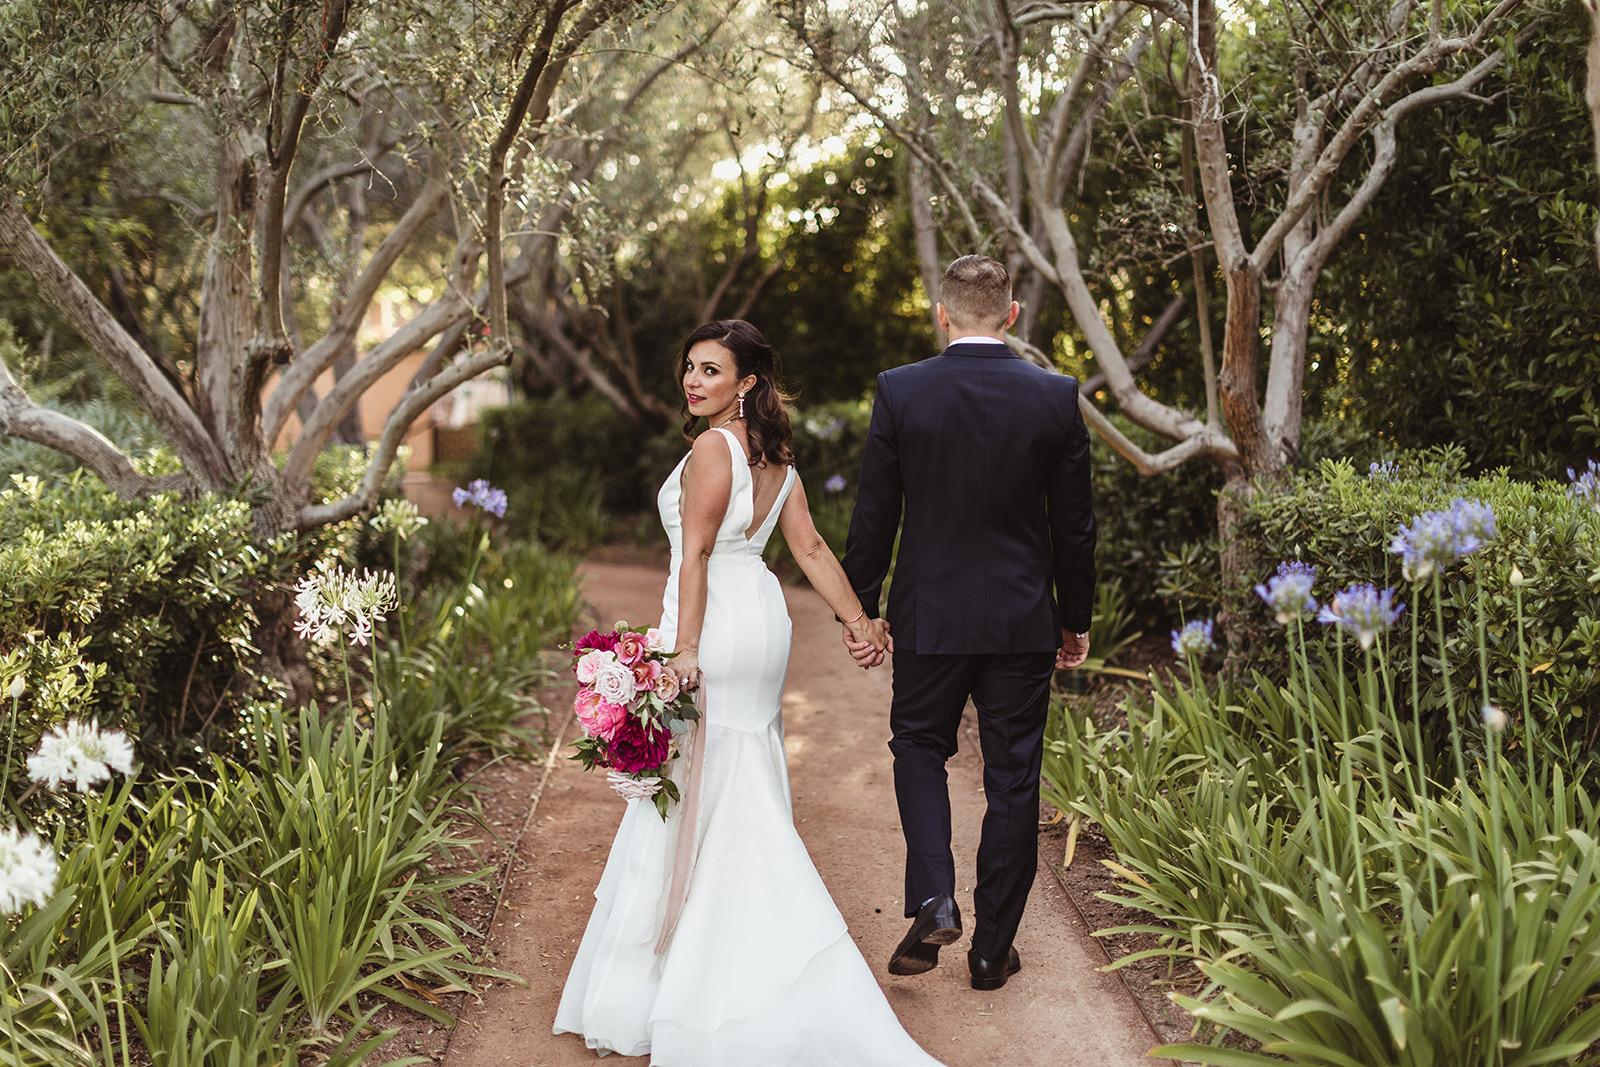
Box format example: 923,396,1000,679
441,560,1168,1066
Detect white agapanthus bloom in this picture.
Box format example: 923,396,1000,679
293,566,399,647
27,719,136,793
371,498,429,539
0,825,58,914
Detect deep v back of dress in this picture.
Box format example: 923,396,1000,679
554,428,944,1067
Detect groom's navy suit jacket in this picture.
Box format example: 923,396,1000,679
842,341,1097,655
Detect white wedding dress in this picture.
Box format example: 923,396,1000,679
554,427,944,1066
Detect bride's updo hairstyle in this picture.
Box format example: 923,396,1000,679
678,319,795,468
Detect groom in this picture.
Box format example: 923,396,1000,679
841,254,1096,991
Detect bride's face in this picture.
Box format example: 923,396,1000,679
683,340,755,423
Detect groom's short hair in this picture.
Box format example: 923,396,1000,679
940,255,1012,332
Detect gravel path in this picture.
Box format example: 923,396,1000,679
440,560,1168,1066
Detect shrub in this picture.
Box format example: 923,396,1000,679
1167,448,1600,753
0,473,307,777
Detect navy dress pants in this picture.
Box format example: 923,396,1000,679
887,649,1056,961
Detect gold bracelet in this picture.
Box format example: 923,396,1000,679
844,608,866,625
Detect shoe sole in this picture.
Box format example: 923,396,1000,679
887,923,962,975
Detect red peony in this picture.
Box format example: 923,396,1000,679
575,629,621,653
606,716,673,775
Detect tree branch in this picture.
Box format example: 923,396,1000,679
296,343,513,530
0,203,230,485
256,0,355,364
263,157,451,445
0,352,186,497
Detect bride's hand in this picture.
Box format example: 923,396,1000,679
846,615,892,654
671,647,702,691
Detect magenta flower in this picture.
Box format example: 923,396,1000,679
606,717,673,774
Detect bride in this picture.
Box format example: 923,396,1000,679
554,320,945,1066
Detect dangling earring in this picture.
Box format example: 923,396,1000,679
737,391,746,419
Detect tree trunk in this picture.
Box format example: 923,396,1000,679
1215,473,1258,676
252,584,314,709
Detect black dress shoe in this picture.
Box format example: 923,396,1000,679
887,894,962,976
968,946,1022,990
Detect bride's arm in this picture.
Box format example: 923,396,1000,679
776,475,891,654
672,431,734,689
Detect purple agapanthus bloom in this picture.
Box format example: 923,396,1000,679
1317,583,1404,651
1369,460,1398,481
1255,561,1318,625
824,474,847,493
1170,619,1216,658
1389,499,1497,581
453,478,508,518
1569,460,1599,510
1448,498,1497,555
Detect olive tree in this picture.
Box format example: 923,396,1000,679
0,0,682,535
781,0,1542,595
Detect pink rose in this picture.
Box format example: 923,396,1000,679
591,662,637,706
575,649,616,685
644,628,667,653
633,658,662,692
606,717,673,774
617,632,646,666
574,689,627,740
653,669,680,703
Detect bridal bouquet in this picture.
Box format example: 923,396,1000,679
568,622,700,818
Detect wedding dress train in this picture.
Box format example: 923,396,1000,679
554,427,944,1066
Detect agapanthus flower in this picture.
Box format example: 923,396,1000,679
27,720,135,793
1569,460,1600,511
1481,702,1509,733
1317,583,1404,651
1368,460,1398,481
1255,561,1318,624
824,474,847,493
1448,498,1498,556
804,416,845,441
1170,619,1216,657
1389,500,1497,581
452,479,508,518
371,497,429,539
0,826,58,914
7,675,23,700
294,566,399,647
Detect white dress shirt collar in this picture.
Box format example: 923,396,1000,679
948,335,1008,346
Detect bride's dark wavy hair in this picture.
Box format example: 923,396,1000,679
677,319,795,468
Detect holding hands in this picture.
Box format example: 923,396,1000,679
841,612,892,671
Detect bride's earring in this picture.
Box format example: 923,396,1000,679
737,391,746,419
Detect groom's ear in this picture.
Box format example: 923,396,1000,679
935,302,951,337
1002,300,1020,332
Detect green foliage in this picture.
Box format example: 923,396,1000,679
1319,9,1600,477
0,472,309,778
1054,577,1600,1063
1165,450,1600,752
384,522,581,763
1090,416,1223,623
465,394,684,543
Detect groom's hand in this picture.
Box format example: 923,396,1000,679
1056,629,1089,670
841,622,891,670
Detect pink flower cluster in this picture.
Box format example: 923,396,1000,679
570,624,683,776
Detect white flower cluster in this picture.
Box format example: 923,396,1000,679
371,498,429,539
27,719,135,793
294,566,400,646
0,826,57,914
2,718,137,915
